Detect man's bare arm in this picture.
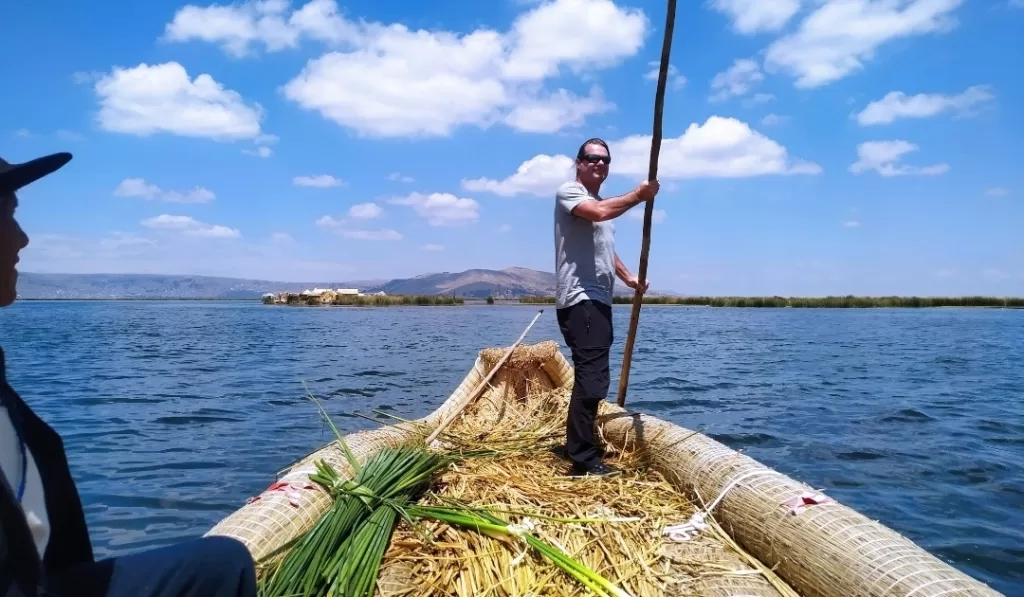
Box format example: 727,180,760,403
614,252,649,293
572,180,659,222
572,191,642,222
614,253,633,283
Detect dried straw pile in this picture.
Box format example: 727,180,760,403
374,365,796,596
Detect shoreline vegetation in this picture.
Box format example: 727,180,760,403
519,295,1024,308
264,292,464,306
16,295,1024,308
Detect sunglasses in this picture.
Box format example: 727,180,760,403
580,153,611,165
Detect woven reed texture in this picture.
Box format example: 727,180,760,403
204,352,492,563
379,345,790,597
208,341,999,596
522,346,1001,597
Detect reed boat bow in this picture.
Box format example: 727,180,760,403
207,341,1002,597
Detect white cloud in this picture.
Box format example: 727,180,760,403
271,232,294,243
20,230,358,282
746,93,776,105
760,113,786,126
294,174,344,187
315,215,342,227
114,178,216,203
315,215,402,240
710,0,802,33
710,59,764,101
764,0,965,89
348,202,382,219
243,146,273,158
853,85,995,125
423,244,445,252
388,172,415,183
97,232,157,252
842,220,861,228
503,86,613,133
611,116,821,179
626,207,667,224
387,192,480,226
72,71,103,85
258,0,647,137
1010,0,1024,7
499,224,512,233
141,214,241,238
281,34,508,138
340,229,403,241
94,62,264,140
986,186,1008,197
643,62,686,90
501,0,648,80
464,116,820,197
163,0,360,57
848,140,949,177
462,154,574,197
14,129,33,138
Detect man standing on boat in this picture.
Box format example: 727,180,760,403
554,138,658,476
0,151,257,597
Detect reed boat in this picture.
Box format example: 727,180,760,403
207,340,1002,597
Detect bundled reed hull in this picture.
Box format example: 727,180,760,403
207,341,1002,597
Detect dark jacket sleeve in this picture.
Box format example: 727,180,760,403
1,472,39,597
0,348,93,590
17,394,95,572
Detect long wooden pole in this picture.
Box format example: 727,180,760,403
616,0,677,408
424,309,544,445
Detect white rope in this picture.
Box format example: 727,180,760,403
879,566,960,597
903,577,971,597
662,468,772,542
662,511,708,542
927,584,987,597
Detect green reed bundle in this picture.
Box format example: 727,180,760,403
258,445,453,597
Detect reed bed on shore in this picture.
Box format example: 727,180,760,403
268,293,464,306
518,295,1024,308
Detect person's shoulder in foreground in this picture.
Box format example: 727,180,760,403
0,151,258,597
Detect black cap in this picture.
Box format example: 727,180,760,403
0,152,73,194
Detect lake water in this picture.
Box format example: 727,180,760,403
1,301,1021,594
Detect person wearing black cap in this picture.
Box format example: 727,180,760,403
0,152,257,596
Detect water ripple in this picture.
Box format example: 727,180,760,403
1,301,1022,594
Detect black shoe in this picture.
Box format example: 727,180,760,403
569,461,619,477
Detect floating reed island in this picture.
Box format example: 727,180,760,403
207,341,1001,597
263,288,463,306
519,295,1024,308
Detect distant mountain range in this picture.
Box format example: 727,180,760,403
16,269,665,300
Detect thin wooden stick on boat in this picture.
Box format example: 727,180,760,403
424,308,544,445
617,0,678,408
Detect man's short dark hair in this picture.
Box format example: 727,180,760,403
576,138,610,160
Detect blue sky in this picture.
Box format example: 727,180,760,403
2,0,1022,295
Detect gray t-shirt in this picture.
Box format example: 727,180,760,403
553,181,616,309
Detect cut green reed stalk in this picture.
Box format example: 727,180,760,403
303,386,361,474
402,504,634,597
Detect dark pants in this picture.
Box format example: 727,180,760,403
43,536,257,597
556,300,613,469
